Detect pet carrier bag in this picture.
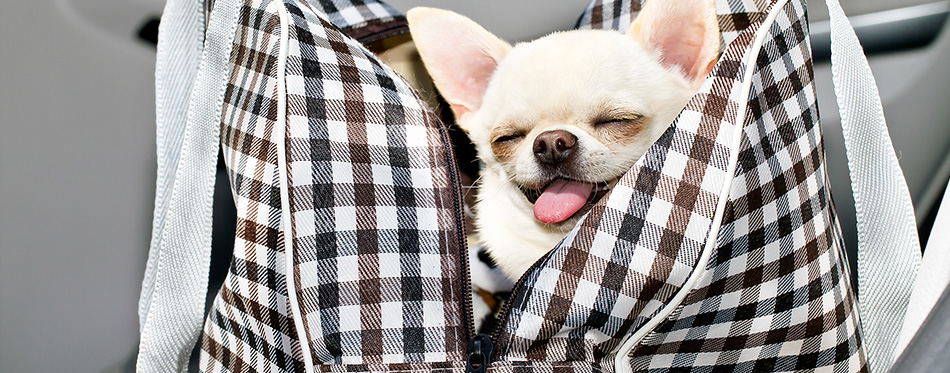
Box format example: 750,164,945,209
137,0,926,371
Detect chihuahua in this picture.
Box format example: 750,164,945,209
407,1,720,281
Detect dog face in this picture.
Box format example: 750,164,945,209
409,2,719,280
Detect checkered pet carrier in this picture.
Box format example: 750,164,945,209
136,0,923,371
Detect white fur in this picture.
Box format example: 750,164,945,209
409,2,719,281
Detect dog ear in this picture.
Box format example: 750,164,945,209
407,7,511,125
627,0,720,90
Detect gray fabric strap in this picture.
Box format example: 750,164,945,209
138,0,204,331
825,0,922,371
136,0,240,371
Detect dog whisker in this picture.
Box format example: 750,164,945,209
460,175,483,201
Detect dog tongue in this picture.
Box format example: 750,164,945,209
533,179,594,224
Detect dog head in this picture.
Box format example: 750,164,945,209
409,2,719,238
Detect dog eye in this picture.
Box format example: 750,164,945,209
595,115,643,127
492,133,525,144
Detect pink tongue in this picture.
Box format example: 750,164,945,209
533,179,594,224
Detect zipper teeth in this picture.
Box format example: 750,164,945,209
458,210,476,344
433,108,476,345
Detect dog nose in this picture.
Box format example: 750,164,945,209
533,130,577,164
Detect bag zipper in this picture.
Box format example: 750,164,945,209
431,109,478,347
435,104,523,367
465,334,494,373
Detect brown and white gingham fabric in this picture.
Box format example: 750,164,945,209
198,0,867,371
310,0,408,44
498,0,865,371
201,0,470,371
200,1,305,371
575,0,767,52
628,0,867,369
282,0,470,367
493,0,763,367
574,0,642,31
633,1,863,371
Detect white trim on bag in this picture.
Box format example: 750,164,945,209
613,0,791,371
275,3,318,373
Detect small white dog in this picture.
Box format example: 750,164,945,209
408,1,720,281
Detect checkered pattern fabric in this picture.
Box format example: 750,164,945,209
207,0,407,44
305,0,408,44
575,0,767,50
493,1,755,367
574,0,642,31
490,0,865,371
199,1,306,372
625,1,866,371
201,0,470,371
281,0,469,366
196,0,867,371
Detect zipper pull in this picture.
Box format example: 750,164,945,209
465,334,494,373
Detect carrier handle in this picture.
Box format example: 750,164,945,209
825,0,922,371
136,0,240,371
